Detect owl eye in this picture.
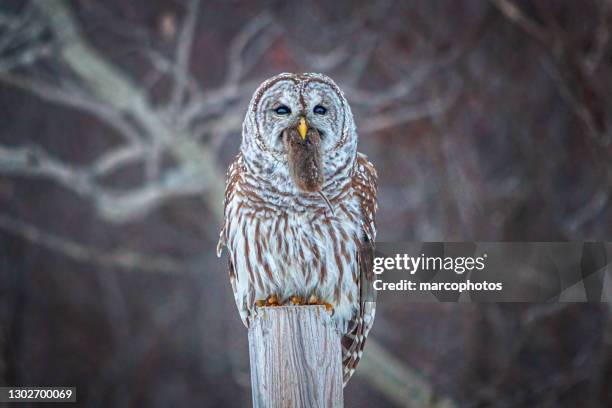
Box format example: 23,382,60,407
313,105,327,115
274,105,291,115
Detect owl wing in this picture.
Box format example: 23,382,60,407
217,154,250,327
216,153,242,255
341,152,378,385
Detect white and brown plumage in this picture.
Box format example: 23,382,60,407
217,73,377,385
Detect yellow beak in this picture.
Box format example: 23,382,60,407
298,117,308,140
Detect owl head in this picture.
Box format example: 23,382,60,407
241,73,357,194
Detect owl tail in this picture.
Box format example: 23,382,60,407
342,241,377,385
341,300,375,386
341,316,367,386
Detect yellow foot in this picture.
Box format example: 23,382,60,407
266,294,279,306
255,294,280,307
307,295,334,314
290,295,303,305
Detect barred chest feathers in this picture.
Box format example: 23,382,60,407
225,160,362,332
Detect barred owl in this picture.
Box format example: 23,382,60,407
217,73,377,385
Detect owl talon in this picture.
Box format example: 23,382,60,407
306,295,333,314
266,294,279,306
255,299,266,308
290,295,303,305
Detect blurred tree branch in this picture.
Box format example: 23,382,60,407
489,0,612,147
490,0,612,237
0,0,231,221
358,339,457,408
0,214,183,273
0,0,458,223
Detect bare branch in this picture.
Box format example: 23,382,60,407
0,4,44,51
176,14,280,129
345,37,470,109
23,0,226,220
358,339,457,408
0,43,50,71
90,145,147,177
540,60,609,144
0,72,143,144
585,2,612,73
34,1,150,113
488,0,551,46
345,65,434,108
225,12,276,85
0,214,184,273
359,87,461,134
492,0,612,148
289,45,350,72
0,144,219,222
169,0,200,114
563,189,610,234
179,79,258,128
93,164,212,222
192,110,243,142
144,142,161,181
0,144,94,195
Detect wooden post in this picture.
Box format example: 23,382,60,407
248,305,344,408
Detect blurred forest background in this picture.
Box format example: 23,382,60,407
0,0,611,406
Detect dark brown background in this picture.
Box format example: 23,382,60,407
1,0,611,407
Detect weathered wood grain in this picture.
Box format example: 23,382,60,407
248,305,343,408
